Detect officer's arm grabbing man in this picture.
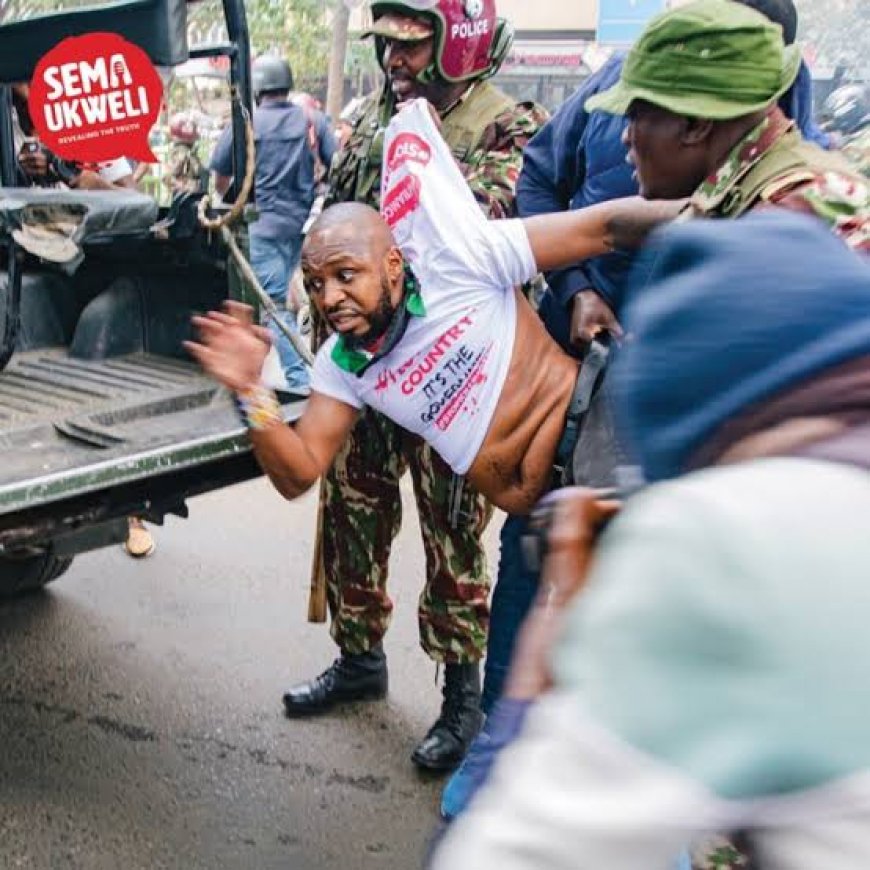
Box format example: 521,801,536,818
187,194,675,511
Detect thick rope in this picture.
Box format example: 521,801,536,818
221,227,314,365
197,101,256,233
198,102,314,366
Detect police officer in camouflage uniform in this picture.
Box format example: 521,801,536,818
589,10,867,868
281,0,547,772
165,112,208,196
582,0,868,281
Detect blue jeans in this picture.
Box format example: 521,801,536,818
481,513,539,715
249,233,309,392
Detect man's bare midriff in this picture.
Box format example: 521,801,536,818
468,290,579,515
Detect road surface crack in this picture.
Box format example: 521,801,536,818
88,714,156,742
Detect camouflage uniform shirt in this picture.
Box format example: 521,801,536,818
689,107,869,253
326,82,548,220
686,106,868,870
165,142,206,195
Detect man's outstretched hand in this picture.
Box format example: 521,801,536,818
185,301,272,393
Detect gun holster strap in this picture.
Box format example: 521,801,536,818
552,340,609,486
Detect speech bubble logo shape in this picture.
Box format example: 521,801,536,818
29,32,163,165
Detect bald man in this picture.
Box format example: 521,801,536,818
188,196,675,514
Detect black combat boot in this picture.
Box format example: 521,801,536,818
282,645,388,717
411,662,483,771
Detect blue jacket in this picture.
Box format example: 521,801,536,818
211,101,335,243
783,61,831,151
517,55,633,353
517,55,830,351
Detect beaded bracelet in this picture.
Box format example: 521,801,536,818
234,383,283,431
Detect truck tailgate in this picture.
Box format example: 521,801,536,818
0,350,303,515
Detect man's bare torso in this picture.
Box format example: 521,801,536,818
468,290,579,515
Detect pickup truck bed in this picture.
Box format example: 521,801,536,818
0,349,290,520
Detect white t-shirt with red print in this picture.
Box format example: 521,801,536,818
311,100,536,475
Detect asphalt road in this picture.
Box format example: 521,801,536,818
0,478,504,870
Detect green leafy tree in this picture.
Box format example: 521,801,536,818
188,0,336,95
0,0,378,105
0,0,338,87
0,0,93,22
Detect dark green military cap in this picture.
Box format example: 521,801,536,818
586,0,801,119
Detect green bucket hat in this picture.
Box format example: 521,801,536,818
585,0,802,120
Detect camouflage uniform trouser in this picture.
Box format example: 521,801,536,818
318,404,493,664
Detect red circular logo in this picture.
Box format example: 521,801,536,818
29,32,163,164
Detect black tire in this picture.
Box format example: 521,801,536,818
0,550,73,599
